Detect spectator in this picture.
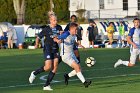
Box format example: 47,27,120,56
106,22,114,45
86,20,95,48
7,28,14,49
93,22,98,40
76,23,83,45
117,21,125,48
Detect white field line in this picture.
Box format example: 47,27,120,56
0,73,140,89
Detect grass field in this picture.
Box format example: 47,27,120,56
0,48,140,93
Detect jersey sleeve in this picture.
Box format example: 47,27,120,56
58,31,70,39
57,25,63,31
64,23,70,31
37,28,46,39
128,27,135,37
81,26,83,30
87,27,90,31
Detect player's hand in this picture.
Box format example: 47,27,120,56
56,39,62,44
53,38,62,44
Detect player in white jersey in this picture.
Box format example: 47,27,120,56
54,22,91,88
114,18,140,68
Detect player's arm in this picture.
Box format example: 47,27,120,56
127,36,137,48
75,41,85,49
127,28,137,48
81,27,84,36
35,37,40,48
35,28,46,48
54,31,69,44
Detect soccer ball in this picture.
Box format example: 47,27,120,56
85,57,96,67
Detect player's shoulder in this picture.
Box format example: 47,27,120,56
130,27,136,31
87,26,92,30
128,27,136,36
56,24,62,27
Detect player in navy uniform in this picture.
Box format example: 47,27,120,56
29,15,63,91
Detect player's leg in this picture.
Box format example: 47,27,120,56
88,36,92,48
29,59,52,84
44,58,59,89
64,47,81,85
114,49,137,68
121,35,125,47
63,54,91,87
43,53,59,90
71,61,91,88
117,35,121,48
7,37,11,48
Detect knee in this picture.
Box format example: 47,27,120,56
128,63,135,67
44,66,51,71
74,50,79,57
74,65,81,73
52,66,58,73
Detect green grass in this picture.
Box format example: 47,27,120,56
0,48,140,93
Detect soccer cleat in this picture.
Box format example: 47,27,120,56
43,85,53,91
29,71,36,83
64,73,69,85
114,59,122,68
83,81,92,88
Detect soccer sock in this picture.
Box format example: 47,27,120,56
77,57,80,63
68,70,77,77
44,71,55,86
122,61,129,66
76,72,86,83
33,66,45,75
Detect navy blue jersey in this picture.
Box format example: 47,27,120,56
87,26,95,41
64,23,71,31
87,26,94,37
77,26,83,40
38,24,63,53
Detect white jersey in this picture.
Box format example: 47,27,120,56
128,27,140,47
127,27,140,65
58,31,79,66
60,34,76,56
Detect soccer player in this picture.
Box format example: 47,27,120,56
63,15,82,85
86,20,95,48
106,22,114,45
114,18,140,68
29,15,63,90
56,22,91,88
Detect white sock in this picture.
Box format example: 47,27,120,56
76,72,86,83
122,61,129,66
68,70,76,77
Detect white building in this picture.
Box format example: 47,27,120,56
69,0,140,19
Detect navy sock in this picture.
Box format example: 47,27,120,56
44,71,55,86
34,66,45,75
77,57,80,63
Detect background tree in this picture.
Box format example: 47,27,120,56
13,0,25,24
0,0,69,24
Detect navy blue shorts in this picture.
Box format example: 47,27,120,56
43,51,59,60
73,44,78,50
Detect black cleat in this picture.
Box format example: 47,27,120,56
83,81,92,88
64,73,69,85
